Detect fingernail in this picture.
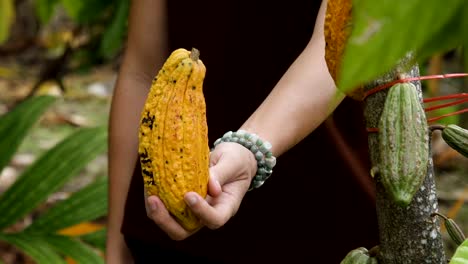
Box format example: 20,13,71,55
149,200,157,211
185,194,197,206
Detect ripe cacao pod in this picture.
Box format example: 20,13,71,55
138,48,209,231
340,247,379,264
324,0,351,83
324,0,365,100
378,82,429,207
441,124,468,158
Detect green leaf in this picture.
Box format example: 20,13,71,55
0,0,15,44
0,233,66,264
35,0,60,24
60,0,112,24
465,46,468,73
25,177,108,234
427,105,460,126
0,95,57,173
80,228,107,251
338,0,466,93
99,0,129,59
43,235,104,264
414,4,467,64
0,126,108,230
450,239,468,264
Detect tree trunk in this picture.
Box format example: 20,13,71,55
363,59,446,263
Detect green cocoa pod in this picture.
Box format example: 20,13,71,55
432,212,466,246
341,247,379,264
449,239,468,264
378,82,429,207
442,124,468,158
446,217,467,246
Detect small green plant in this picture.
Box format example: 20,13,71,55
0,95,108,263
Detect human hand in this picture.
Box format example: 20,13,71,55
145,142,257,240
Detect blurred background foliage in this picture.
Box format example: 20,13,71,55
0,96,107,264
0,0,127,262
0,0,466,263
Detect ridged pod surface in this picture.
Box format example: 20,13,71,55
324,0,364,100
442,124,468,158
378,82,429,207
138,48,209,231
324,0,351,83
432,212,467,246
445,217,466,246
340,247,379,264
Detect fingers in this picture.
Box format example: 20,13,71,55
146,191,232,239
184,192,233,230
146,142,257,239
146,196,194,240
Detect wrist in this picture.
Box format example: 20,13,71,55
213,130,277,190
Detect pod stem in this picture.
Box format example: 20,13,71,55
368,245,380,257
429,124,446,132
431,212,449,221
190,48,200,61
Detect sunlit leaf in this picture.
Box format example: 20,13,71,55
0,233,66,264
80,228,107,251
0,127,108,230
0,96,57,174
99,0,129,59
43,235,104,264
58,222,105,237
427,105,460,126
338,0,467,93
465,47,468,73
450,239,468,263
0,233,104,264
0,0,14,44
60,0,112,24
25,177,108,234
35,0,60,24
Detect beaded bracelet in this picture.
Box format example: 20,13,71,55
213,130,277,190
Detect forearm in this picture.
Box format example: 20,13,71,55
240,0,341,156
106,0,167,261
106,70,149,262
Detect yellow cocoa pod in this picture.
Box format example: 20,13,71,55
324,0,365,100
138,48,209,231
